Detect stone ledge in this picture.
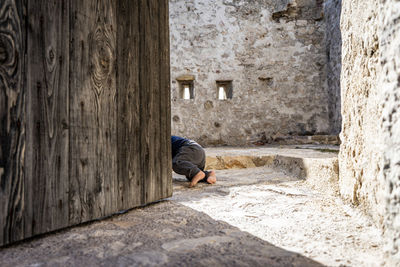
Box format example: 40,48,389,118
205,146,339,196
251,135,340,146
175,75,195,81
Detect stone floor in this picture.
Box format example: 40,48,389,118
0,147,385,266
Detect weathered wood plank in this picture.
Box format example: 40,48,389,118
159,0,173,199
143,0,159,204
1,0,171,246
139,0,171,204
152,0,172,201
25,0,70,237
140,0,172,204
116,0,142,209
140,0,152,204
139,0,148,205
69,0,118,224
0,0,26,245
151,0,162,203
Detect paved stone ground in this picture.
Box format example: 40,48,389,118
0,147,385,266
0,173,321,267
173,168,384,266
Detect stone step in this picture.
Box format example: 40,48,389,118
204,145,339,196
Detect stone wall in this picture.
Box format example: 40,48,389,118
340,0,400,263
380,0,400,262
170,0,334,146
339,0,385,224
324,0,342,134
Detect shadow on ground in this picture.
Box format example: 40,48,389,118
0,200,323,267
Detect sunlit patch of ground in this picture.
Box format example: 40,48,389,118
172,167,384,267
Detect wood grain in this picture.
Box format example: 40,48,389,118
159,0,173,199
140,0,157,204
140,0,172,204
69,0,118,224
25,0,70,237
116,0,142,209
147,0,172,201
1,0,171,246
0,0,26,245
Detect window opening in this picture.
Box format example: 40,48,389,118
179,81,194,99
183,84,191,99
218,86,227,100
216,80,233,100
176,75,195,100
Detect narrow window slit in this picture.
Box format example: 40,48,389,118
176,75,195,100
216,80,233,100
219,86,227,100
183,85,191,99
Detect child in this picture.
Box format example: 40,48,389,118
171,136,217,187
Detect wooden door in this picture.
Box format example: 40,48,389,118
0,0,171,246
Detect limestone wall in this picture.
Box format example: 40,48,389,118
170,0,333,146
380,0,400,262
340,0,400,262
339,0,385,224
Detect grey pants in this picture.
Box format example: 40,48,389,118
172,143,207,181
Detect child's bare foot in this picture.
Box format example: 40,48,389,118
189,171,206,188
206,170,216,184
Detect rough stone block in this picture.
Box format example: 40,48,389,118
339,0,385,224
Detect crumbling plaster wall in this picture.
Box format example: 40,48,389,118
380,0,400,262
340,0,400,262
339,0,384,224
170,0,333,146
